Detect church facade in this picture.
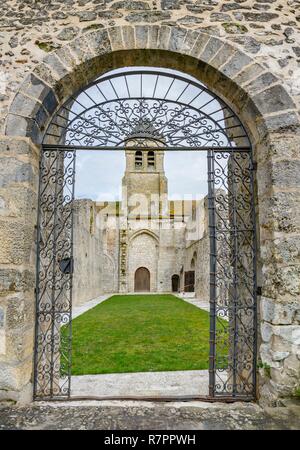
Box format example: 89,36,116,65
72,131,210,306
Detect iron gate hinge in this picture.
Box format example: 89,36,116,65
252,162,257,171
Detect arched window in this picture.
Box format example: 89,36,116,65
135,150,142,168
147,151,155,167
191,251,197,270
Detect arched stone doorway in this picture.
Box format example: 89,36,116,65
2,24,299,405
171,274,180,293
33,66,257,401
134,267,150,292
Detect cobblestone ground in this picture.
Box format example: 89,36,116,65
0,400,300,430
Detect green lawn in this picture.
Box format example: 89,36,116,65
66,294,226,375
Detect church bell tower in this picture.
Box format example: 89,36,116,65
121,122,169,219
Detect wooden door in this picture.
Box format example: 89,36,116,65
134,267,150,292
171,274,180,292
184,271,195,292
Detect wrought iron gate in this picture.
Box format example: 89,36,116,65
34,69,257,401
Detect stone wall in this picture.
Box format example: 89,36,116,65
1,0,300,130
0,0,299,405
184,197,210,300
72,199,104,306
0,138,39,404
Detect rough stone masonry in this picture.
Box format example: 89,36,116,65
0,0,299,409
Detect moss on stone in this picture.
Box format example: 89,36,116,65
83,23,104,33
35,41,57,52
222,22,248,34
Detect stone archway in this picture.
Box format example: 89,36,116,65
1,24,299,405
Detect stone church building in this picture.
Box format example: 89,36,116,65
72,126,209,306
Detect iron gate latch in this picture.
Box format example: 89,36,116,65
59,257,74,274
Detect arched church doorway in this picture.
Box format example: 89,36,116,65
134,267,150,292
171,275,180,292
33,66,257,402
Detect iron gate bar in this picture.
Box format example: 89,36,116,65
207,149,216,398
42,145,252,152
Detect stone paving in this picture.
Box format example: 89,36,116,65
0,399,299,430
72,294,115,319
176,293,210,313
71,370,209,398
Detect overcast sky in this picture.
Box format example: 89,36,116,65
73,67,222,202
75,150,208,201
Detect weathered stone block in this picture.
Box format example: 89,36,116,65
243,12,279,21
19,74,57,113
43,53,70,79
246,72,278,96
125,11,171,23
209,43,235,69
161,0,181,9
0,138,39,160
9,94,48,128
220,50,252,78
271,351,290,362
0,158,36,190
253,85,296,115
148,25,160,48
0,269,35,295
80,29,112,57
157,26,171,51
189,32,210,58
111,1,150,10
108,27,125,51
229,35,261,54
5,115,42,143
259,192,300,233
168,27,188,53
5,327,34,362
262,236,300,266
261,297,300,325
272,325,300,345
266,135,300,161
210,13,232,22
183,30,200,52
122,26,135,49
258,112,300,136
135,25,149,49
78,11,97,22
233,63,264,86
199,37,223,63
0,358,32,391
260,343,281,368
57,27,80,41
67,36,95,65
261,321,273,343
263,264,300,298
272,160,300,188
0,219,35,265
177,16,204,27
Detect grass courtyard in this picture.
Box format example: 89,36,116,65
67,294,220,375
